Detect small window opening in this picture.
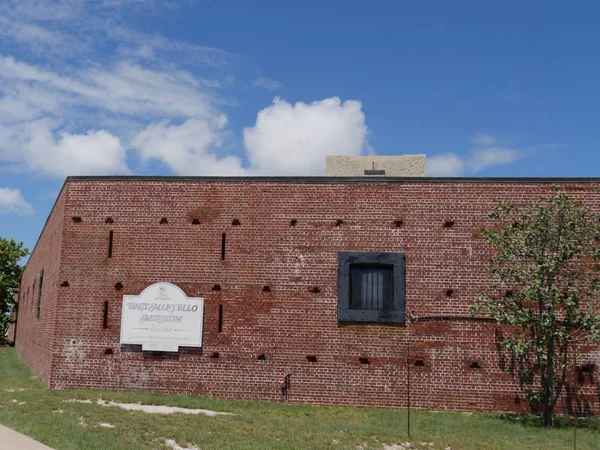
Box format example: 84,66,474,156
72,216,82,223
218,304,223,333
289,219,297,227
359,357,370,365
211,352,220,359
231,219,241,226
160,217,168,224
108,230,114,258
36,269,43,319
105,217,113,224
103,301,109,329
414,359,425,367
212,284,221,291
221,233,226,260
114,282,123,290
470,361,481,369
61,281,70,287
443,220,455,228
257,353,266,360
192,218,200,225
306,355,317,363
262,285,271,293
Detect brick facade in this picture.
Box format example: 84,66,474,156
15,177,600,414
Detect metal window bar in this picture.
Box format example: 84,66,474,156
351,265,394,310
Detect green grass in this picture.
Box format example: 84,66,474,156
0,347,598,450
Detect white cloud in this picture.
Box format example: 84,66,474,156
0,187,34,216
0,1,370,179
427,134,528,176
472,133,496,148
243,97,368,175
468,146,521,173
0,119,128,176
132,118,245,176
254,77,283,90
427,153,465,176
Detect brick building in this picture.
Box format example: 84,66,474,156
13,176,600,414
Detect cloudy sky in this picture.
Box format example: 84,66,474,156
1,0,599,249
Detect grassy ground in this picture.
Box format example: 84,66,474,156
0,348,598,450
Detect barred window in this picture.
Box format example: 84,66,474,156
338,252,405,324
350,264,394,311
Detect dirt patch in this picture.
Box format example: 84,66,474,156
63,399,233,417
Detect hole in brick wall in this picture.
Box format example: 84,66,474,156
414,359,425,367
306,355,317,363
72,216,82,223
257,353,266,360
160,217,168,224
289,219,297,227
581,364,593,374
104,348,113,355
262,285,271,292
443,220,455,228
393,220,404,228
231,218,241,226
114,282,123,290
108,230,114,258
102,301,109,329
470,361,482,369
71,340,77,345
335,219,344,227
191,218,200,225
309,287,320,294
445,289,453,297
105,217,113,224
211,352,220,359
512,221,520,228
218,304,223,333
505,290,514,297
221,233,226,260
212,284,221,291
61,281,70,287
359,357,370,365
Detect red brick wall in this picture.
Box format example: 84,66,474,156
16,187,67,385
17,179,600,414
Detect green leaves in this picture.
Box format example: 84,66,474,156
473,187,600,427
0,237,29,343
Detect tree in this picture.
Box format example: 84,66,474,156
472,186,600,427
0,237,28,344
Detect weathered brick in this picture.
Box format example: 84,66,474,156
14,177,600,414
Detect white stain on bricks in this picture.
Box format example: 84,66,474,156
63,399,233,416
63,339,88,367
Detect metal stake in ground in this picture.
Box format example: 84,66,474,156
407,341,411,438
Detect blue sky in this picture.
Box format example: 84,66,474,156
1,0,600,251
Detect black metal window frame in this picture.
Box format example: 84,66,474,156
338,251,406,324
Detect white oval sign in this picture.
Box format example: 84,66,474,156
119,282,204,351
